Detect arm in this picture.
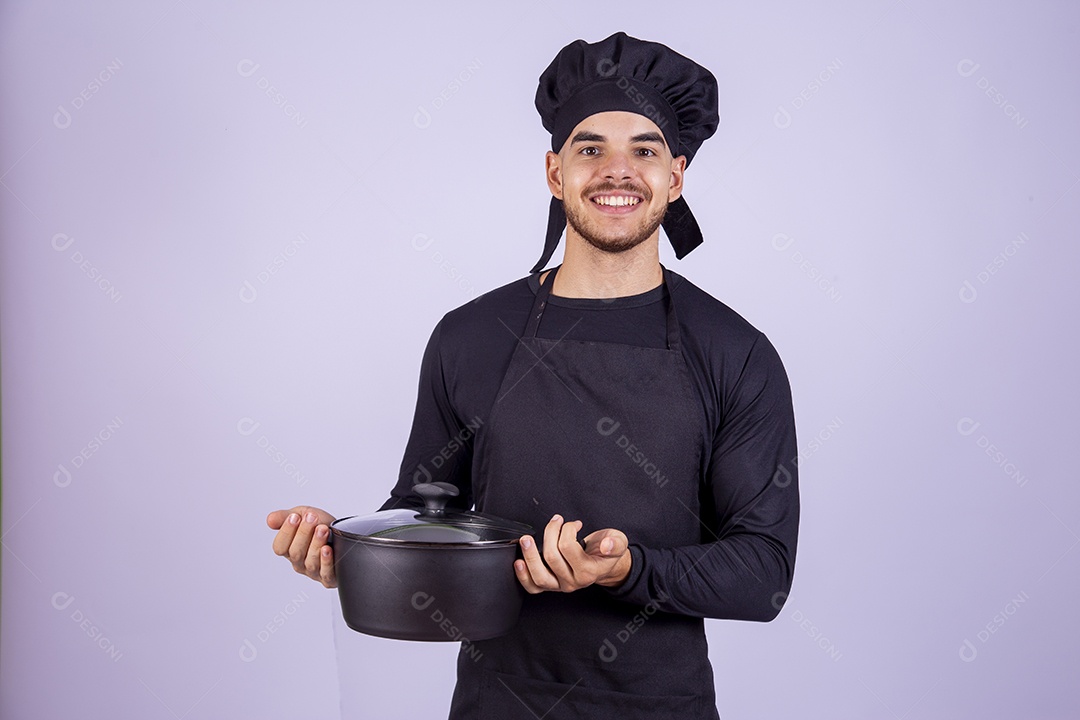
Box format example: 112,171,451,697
516,332,800,620
607,333,799,621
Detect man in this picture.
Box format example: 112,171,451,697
268,32,799,719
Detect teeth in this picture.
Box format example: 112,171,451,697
593,196,640,207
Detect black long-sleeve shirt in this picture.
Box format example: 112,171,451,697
381,269,799,621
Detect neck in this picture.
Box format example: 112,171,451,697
548,231,663,299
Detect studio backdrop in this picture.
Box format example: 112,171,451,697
2,1,1077,718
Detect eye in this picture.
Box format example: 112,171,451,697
636,147,657,157
580,146,600,156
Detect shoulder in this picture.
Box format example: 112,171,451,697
667,270,791,417
430,276,535,351
667,269,765,353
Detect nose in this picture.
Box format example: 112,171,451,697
599,150,634,182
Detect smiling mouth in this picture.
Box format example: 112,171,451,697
590,194,642,207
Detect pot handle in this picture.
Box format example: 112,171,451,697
412,482,460,516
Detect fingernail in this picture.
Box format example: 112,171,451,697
305,512,316,524
288,513,300,525
521,537,532,550
322,547,331,557
317,527,328,538
552,514,562,522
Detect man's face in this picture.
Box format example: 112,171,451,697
546,111,686,256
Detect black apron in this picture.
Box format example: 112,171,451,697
449,265,718,720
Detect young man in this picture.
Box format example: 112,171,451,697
268,32,799,719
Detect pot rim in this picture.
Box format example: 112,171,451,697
330,523,524,548
329,511,531,546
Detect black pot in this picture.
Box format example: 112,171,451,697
329,482,532,642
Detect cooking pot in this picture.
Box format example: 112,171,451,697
329,482,532,642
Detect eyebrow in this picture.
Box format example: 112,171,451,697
569,130,667,147
630,132,665,145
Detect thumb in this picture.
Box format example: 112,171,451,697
584,529,628,557
601,534,627,556
266,510,288,530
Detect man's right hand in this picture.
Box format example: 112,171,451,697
267,506,337,588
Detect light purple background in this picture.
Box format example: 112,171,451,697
2,2,1077,718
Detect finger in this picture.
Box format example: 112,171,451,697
267,510,288,530
514,558,544,594
304,524,330,577
287,511,319,566
520,535,559,591
319,544,337,588
271,511,302,557
557,520,589,567
583,529,629,558
541,515,574,584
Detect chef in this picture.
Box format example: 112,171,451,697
268,32,799,719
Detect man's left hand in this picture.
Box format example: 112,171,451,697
515,514,631,594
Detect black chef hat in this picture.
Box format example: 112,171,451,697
532,31,719,272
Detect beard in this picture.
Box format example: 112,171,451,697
563,182,668,255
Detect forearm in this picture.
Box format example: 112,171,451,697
607,532,794,621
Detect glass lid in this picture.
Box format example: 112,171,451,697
330,482,533,544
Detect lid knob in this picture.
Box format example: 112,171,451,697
412,482,460,516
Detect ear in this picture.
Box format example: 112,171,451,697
668,155,687,203
545,151,563,200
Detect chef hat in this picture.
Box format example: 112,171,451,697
532,31,720,272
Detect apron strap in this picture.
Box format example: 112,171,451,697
662,267,682,353
525,265,684,353
524,266,557,338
